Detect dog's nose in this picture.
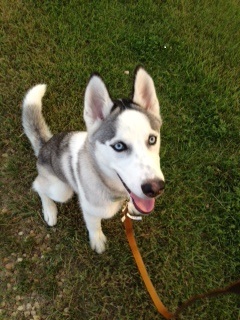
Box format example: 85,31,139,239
141,179,165,198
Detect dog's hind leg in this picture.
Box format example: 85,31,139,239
35,188,58,226
33,169,73,226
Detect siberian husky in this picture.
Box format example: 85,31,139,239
22,67,165,253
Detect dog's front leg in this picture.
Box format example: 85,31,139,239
83,212,107,254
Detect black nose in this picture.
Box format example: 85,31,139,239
141,179,165,198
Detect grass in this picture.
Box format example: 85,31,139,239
1,0,239,319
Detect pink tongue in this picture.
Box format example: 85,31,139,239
130,192,155,214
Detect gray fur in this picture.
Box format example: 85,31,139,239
69,155,76,187
91,111,117,143
38,132,74,183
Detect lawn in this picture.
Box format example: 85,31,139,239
0,0,239,319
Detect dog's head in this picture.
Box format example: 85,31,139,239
84,67,164,215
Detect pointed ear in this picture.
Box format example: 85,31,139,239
132,67,160,116
84,74,113,132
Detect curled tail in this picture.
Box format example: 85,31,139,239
22,84,52,156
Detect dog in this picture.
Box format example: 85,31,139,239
22,66,165,253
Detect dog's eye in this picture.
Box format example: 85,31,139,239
148,135,157,145
111,141,127,152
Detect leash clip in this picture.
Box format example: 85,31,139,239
121,202,142,222
126,212,142,221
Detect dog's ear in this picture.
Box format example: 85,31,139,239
84,74,113,132
132,67,160,116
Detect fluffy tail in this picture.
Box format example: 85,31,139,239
22,84,52,157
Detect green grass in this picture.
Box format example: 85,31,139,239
1,0,240,319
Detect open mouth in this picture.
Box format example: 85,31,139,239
117,174,155,215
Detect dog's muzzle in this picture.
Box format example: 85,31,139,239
117,174,164,215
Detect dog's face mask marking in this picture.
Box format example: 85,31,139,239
84,67,164,214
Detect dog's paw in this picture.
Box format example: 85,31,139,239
90,231,107,254
43,206,57,227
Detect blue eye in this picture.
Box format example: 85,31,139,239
148,135,157,145
111,141,127,152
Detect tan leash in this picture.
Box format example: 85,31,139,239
121,204,240,319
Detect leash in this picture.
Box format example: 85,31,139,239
121,204,240,319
